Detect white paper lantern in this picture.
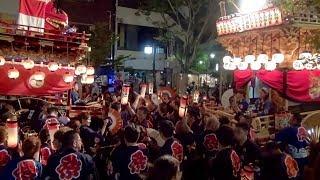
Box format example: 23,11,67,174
63,73,74,83
299,51,312,60
223,62,230,70
233,57,242,66
48,62,59,72
8,68,19,79
238,61,249,70
317,64,320,70
75,65,87,75
223,56,233,63
265,61,277,71
305,63,315,70
22,59,35,70
86,66,95,75
292,60,304,70
0,56,5,66
257,54,269,64
229,62,237,70
81,75,94,84
34,71,45,81
272,53,285,64
244,55,255,64
250,61,261,70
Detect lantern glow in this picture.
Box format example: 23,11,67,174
22,58,35,70
299,51,312,60
179,96,188,118
48,62,59,72
34,71,45,81
0,56,5,66
8,68,19,79
272,53,285,64
140,84,147,98
121,85,131,105
223,56,233,63
293,60,305,70
63,73,74,83
238,61,249,70
6,120,18,148
75,65,87,75
86,66,95,75
244,55,255,64
265,61,277,71
250,61,261,70
257,54,269,64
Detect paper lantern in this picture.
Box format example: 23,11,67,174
257,54,269,64
140,84,147,98
47,121,59,150
250,61,261,70
299,51,312,60
6,119,18,148
8,68,19,79
265,61,277,71
22,58,35,70
33,71,45,81
121,85,131,105
293,60,304,70
305,63,315,70
233,57,242,66
75,65,87,75
223,56,233,63
179,96,188,118
81,75,94,84
193,90,200,103
48,62,59,72
244,54,255,64
238,61,249,70
63,73,74,83
0,56,5,66
86,66,95,75
148,83,154,94
223,62,230,70
228,62,237,70
272,53,284,64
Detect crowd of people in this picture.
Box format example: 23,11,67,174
0,86,319,180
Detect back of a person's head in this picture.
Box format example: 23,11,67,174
124,125,140,143
219,116,230,125
205,116,220,131
54,127,72,144
47,107,58,116
39,128,50,144
111,102,121,111
147,155,180,180
159,120,174,138
22,136,41,158
0,126,7,144
216,125,235,147
78,113,89,122
236,122,250,132
175,120,192,135
292,113,302,125
138,106,148,114
62,130,79,148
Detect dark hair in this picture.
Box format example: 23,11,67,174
138,106,149,114
236,122,250,132
216,125,235,146
78,113,90,123
159,120,174,138
54,127,72,145
0,126,7,144
22,136,41,158
292,113,302,125
124,125,140,143
111,102,121,111
39,128,50,144
219,116,230,125
147,155,180,180
47,107,58,115
62,130,79,148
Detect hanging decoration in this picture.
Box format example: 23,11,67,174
22,58,35,70
63,72,74,83
8,68,20,79
293,53,320,71
75,65,87,75
33,71,46,81
86,66,95,76
6,119,18,148
48,62,59,72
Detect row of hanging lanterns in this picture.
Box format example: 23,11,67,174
0,56,95,84
292,52,320,71
223,53,285,71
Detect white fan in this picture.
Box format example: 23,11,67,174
221,89,234,108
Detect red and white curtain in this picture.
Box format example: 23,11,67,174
17,0,50,32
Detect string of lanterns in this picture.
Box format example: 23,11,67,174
292,52,320,70
223,53,284,71
0,56,95,84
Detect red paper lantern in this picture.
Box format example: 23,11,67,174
6,119,18,148
121,85,131,105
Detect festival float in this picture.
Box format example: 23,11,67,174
0,0,107,133
217,1,320,142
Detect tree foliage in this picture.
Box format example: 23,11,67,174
138,0,220,73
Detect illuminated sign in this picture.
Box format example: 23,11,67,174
216,7,282,36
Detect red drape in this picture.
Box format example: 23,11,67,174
0,64,74,96
234,70,320,102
